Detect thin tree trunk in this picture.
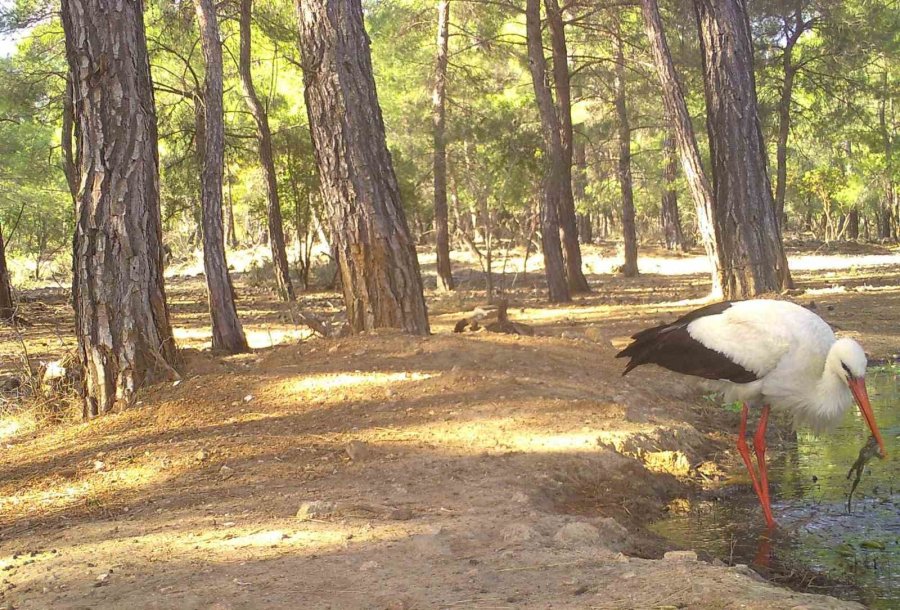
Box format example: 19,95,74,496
0,223,13,321
573,137,592,244
524,0,570,302
239,0,294,302
194,0,249,352
432,0,454,291
544,0,589,292
640,0,723,296
61,0,179,417
224,164,238,248
296,0,429,334
694,0,791,297
847,208,859,240
879,70,896,241
774,11,804,227
614,31,638,277
660,132,686,251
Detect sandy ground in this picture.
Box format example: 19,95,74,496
1,243,898,609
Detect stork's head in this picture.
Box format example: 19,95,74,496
830,338,887,458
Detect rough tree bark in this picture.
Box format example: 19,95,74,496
543,0,589,292
0,223,13,321
614,31,638,277
694,0,792,297
296,0,430,334
432,0,454,291
239,0,295,301
524,0,570,302
640,0,723,296
194,0,249,352
660,132,686,251
60,0,179,417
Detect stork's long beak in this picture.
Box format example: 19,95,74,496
849,377,887,458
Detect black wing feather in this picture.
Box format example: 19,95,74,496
616,301,758,384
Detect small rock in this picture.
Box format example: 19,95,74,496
359,560,379,571
0,375,21,392
93,461,106,471
327,344,340,354
572,584,590,596
663,550,698,562
553,522,600,548
387,507,414,521
644,451,692,476
219,465,234,479
345,440,371,461
500,523,539,545
296,501,337,521
243,394,254,403
593,517,628,550
510,491,529,504
560,330,582,341
584,326,606,343
195,449,209,462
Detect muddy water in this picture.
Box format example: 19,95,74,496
652,367,899,608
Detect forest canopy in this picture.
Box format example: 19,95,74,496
0,0,894,288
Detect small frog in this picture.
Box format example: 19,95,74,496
846,435,884,513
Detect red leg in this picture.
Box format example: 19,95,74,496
736,403,776,528
737,404,765,505
753,404,776,529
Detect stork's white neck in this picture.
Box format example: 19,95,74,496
805,348,855,431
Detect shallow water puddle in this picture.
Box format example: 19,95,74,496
652,367,899,608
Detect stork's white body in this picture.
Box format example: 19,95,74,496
687,300,850,431
618,298,885,528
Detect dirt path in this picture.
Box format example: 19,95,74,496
2,246,897,609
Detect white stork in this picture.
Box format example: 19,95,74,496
617,299,887,528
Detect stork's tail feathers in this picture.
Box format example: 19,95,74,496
616,323,671,376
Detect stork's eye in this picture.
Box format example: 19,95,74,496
841,362,852,377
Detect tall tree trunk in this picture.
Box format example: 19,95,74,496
544,0,589,292
524,0,570,302
432,0,454,291
614,31,638,277
640,0,723,296
879,70,896,241
660,132,686,251
296,0,430,334
60,0,179,418
774,10,804,228
694,0,791,297
0,223,13,321
194,0,249,352
239,0,295,301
